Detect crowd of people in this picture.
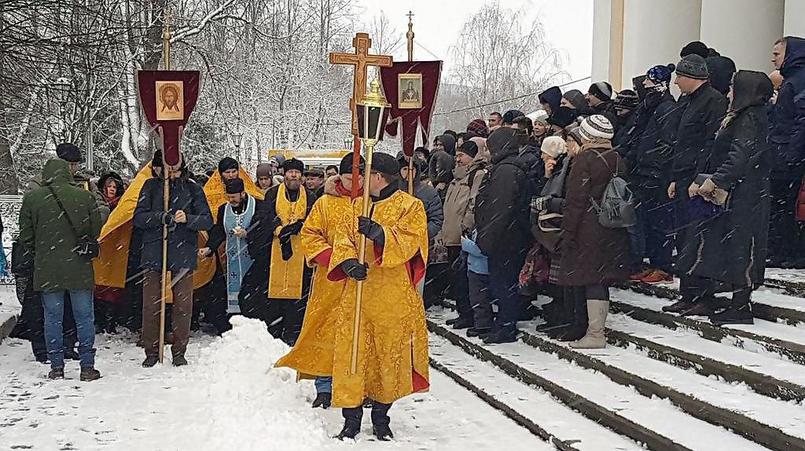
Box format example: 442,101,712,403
6,35,805,441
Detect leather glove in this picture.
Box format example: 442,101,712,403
358,216,385,247
279,220,304,239
280,235,293,261
340,258,368,281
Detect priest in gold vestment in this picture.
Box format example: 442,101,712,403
276,153,364,411
326,153,430,442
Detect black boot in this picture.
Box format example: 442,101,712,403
482,328,518,344
48,368,65,380
710,305,754,325
557,287,587,342
451,316,474,330
371,402,394,441
312,392,331,409
337,407,363,440
142,355,159,368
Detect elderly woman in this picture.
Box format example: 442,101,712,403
679,71,774,326
556,115,630,349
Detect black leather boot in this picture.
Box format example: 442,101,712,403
337,407,363,440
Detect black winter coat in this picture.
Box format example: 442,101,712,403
623,91,682,192
769,36,805,178
475,130,531,260
680,71,774,287
134,174,213,273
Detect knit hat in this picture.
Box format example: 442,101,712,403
538,86,563,113
225,178,245,194
457,140,479,158
527,109,549,126
56,143,82,163
567,127,584,146
588,82,613,102
339,152,365,174
256,163,272,179
647,64,675,84
680,41,710,59
466,118,489,138
502,109,524,125
706,55,737,96
579,115,614,141
540,136,567,159
676,54,709,80
282,158,305,173
562,89,587,110
614,89,640,110
374,152,401,176
217,157,238,174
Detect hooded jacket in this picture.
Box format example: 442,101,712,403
769,36,805,176
442,154,488,246
18,159,103,291
474,128,531,258
428,134,456,190
680,71,773,286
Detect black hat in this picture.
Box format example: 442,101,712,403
225,178,245,194
339,152,365,174
680,41,710,59
217,157,238,174
614,89,640,110
56,143,82,163
457,140,479,158
282,158,305,173
372,152,400,176
502,109,524,125
589,82,613,102
304,167,325,177
676,54,709,80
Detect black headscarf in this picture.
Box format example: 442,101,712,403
729,70,773,113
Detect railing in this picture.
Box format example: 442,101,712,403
0,195,23,285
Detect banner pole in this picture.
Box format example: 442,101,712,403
350,140,375,374
158,11,172,364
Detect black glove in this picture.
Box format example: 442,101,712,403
279,220,304,239
340,258,368,281
358,216,385,247
280,235,294,261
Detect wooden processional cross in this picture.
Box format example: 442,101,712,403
329,33,393,137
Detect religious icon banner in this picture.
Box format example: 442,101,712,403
380,61,442,157
137,70,200,166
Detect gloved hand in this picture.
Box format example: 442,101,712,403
340,258,368,281
698,177,717,197
280,235,294,261
358,216,385,247
280,220,304,239
532,196,550,212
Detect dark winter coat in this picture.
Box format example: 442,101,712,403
670,82,728,187
557,143,630,287
612,111,637,149
592,100,619,132
18,159,103,291
622,91,682,192
402,178,444,241
429,134,456,192
475,128,532,260
134,172,213,273
518,140,546,196
680,71,773,287
769,36,805,178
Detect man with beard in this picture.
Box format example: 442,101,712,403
276,153,364,410
239,158,316,345
324,153,429,441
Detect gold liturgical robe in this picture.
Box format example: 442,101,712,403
267,183,308,299
194,169,263,289
326,190,430,408
276,178,357,378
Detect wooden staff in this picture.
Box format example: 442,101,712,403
407,156,414,194
158,12,172,364
351,141,374,374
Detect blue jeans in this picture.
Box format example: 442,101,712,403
42,290,96,370
315,376,332,394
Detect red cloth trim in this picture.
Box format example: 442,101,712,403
405,252,427,286
311,248,333,267
412,370,429,393
327,263,348,282
373,242,384,265
334,180,363,199
95,285,125,303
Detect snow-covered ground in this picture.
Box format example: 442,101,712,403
0,284,20,334
0,314,545,451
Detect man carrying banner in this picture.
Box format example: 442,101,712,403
326,153,430,441
135,151,212,368
200,178,256,329
240,158,316,345
276,153,365,410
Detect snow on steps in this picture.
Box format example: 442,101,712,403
611,289,805,364
764,268,805,297
429,334,643,451
606,312,805,402
427,311,765,451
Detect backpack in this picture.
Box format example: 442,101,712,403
590,149,636,229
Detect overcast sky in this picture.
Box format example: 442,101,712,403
355,0,594,90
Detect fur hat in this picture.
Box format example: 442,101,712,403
282,158,305,173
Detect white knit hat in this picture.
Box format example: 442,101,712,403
526,109,549,126
579,114,614,141
540,136,567,158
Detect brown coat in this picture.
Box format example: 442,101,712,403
441,158,487,246
557,143,630,287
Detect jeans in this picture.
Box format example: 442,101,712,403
42,290,95,370
315,376,332,394
468,271,492,330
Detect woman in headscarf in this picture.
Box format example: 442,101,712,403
680,71,774,326
94,172,127,333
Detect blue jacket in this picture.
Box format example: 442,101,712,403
770,36,805,177
461,232,488,275
134,174,212,273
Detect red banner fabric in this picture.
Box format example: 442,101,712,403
379,61,442,157
136,70,200,166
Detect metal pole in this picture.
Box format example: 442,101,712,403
350,139,375,374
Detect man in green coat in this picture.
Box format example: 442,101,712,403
19,159,103,381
